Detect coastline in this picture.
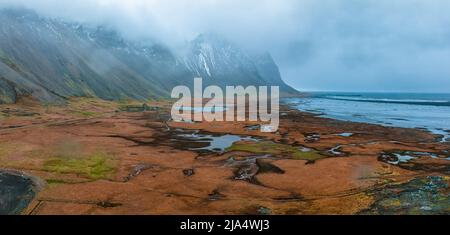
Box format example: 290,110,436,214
282,94,450,144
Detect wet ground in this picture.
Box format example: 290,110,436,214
379,151,450,174
0,171,36,215
170,129,259,153
0,97,449,215
361,176,449,215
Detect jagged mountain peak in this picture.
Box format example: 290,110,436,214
184,33,258,79
182,33,298,94
0,8,298,103
190,33,238,52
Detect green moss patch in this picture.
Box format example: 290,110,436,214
45,179,67,186
74,111,98,117
43,153,117,180
227,141,326,161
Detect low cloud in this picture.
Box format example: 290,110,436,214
1,0,450,92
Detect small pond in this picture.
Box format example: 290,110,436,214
0,171,36,215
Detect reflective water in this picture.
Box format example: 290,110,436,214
286,92,450,142
0,172,36,215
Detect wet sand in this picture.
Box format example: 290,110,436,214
0,97,448,215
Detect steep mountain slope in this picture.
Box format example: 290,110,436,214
183,34,299,94
0,8,189,103
0,8,298,104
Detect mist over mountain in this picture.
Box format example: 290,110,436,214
183,34,296,91
0,8,298,103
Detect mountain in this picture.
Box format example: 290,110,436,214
183,34,298,93
0,8,299,104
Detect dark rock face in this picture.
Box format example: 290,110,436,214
0,8,299,103
183,34,298,95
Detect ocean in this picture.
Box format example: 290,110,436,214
285,92,450,142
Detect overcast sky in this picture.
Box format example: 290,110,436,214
1,0,450,92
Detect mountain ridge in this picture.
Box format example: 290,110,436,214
0,8,299,104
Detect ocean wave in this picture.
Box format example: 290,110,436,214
324,96,450,106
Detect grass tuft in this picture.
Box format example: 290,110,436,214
43,152,117,180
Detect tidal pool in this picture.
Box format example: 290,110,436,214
0,171,36,215
173,106,229,113
379,151,449,165
327,145,346,156
336,133,354,137
172,130,258,152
